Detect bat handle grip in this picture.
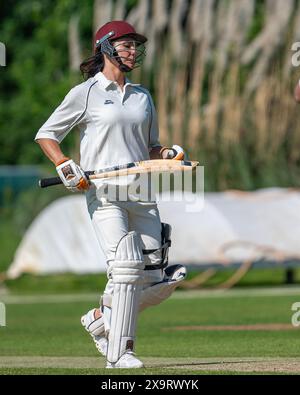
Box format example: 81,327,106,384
39,176,62,188
39,172,93,188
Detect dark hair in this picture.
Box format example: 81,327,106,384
80,50,104,80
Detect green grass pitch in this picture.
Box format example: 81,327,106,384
1,287,300,375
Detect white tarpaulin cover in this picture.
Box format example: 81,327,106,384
7,188,300,278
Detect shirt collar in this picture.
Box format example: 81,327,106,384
95,72,140,91
125,77,140,88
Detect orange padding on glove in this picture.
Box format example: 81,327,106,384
173,151,184,160
55,157,70,166
77,177,90,191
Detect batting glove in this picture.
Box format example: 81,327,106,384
160,145,185,160
56,158,90,192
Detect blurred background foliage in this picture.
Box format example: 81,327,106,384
1,0,300,188
1,0,300,275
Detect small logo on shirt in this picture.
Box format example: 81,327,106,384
104,99,114,105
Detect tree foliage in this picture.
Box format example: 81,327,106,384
0,0,93,165
1,0,300,191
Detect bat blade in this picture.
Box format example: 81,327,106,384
38,160,199,187
89,160,199,180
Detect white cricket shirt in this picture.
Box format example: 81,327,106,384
35,72,160,172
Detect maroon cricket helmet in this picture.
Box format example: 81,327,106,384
94,21,147,53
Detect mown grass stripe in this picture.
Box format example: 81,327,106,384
1,286,300,305
0,357,300,373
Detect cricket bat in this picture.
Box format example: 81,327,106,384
39,159,199,188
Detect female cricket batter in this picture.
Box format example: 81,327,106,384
35,21,186,368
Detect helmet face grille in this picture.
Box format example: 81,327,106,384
113,40,146,69
100,39,115,57
99,38,146,71
95,31,115,48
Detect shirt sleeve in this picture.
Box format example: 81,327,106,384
148,94,161,149
34,86,87,143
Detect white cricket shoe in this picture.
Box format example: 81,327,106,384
106,352,144,369
90,334,108,357
81,309,108,357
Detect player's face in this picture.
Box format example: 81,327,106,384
113,38,138,69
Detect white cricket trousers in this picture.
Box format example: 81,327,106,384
87,196,165,293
